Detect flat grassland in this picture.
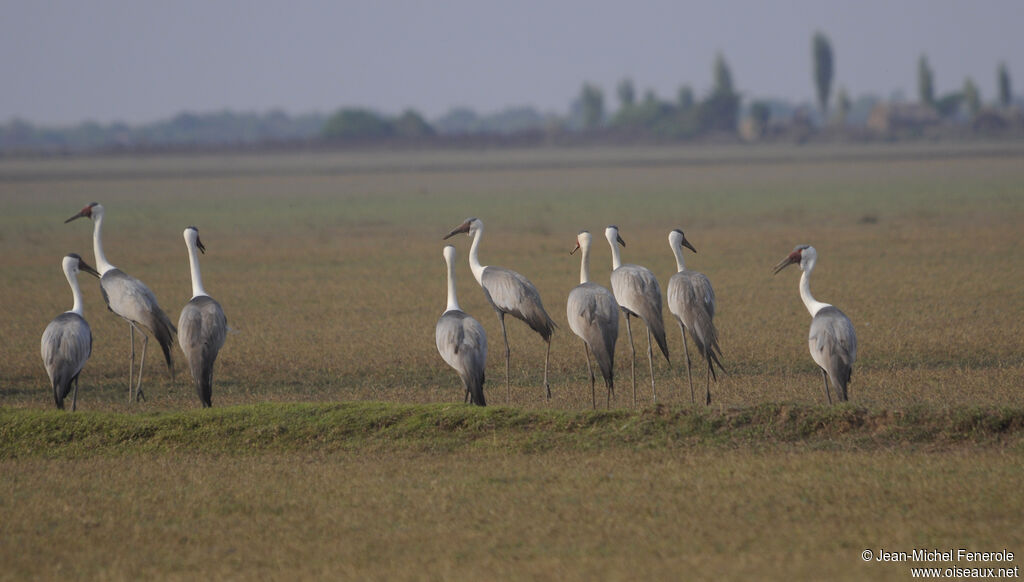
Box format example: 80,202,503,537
1,142,1022,580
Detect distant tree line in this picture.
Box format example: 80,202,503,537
0,110,328,153
571,53,740,138
1,37,1019,154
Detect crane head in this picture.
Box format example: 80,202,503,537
604,225,626,247
670,228,697,253
66,253,101,279
64,202,100,224
571,230,591,255
773,244,812,275
443,217,479,240
185,226,206,254
443,244,456,263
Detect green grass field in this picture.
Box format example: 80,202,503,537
1,142,1022,579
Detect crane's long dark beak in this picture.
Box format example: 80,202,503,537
616,234,626,247
196,236,206,254
570,241,580,255
680,236,697,254
64,209,89,223
77,258,101,278
443,221,471,240
772,252,800,275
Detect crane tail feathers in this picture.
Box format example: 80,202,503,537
594,349,615,389
709,342,726,379
466,375,486,406
153,308,177,378
651,318,670,363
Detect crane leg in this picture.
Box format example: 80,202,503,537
128,324,136,403
72,376,79,412
624,314,636,407
135,332,148,402
646,326,657,403
678,322,695,404
704,348,712,406
544,340,551,400
498,313,510,403
820,369,832,405
582,341,595,410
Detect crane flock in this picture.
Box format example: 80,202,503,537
49,203,228,410
42,203,857,412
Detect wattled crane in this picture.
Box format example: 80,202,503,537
567,231,618,409
604,225,669,406
177,226,227,408
66,203,176,403
41,253,100,411
435,245,488,406
666,229,724,405
773,245,857,403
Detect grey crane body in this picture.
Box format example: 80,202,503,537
436,310,488,406
41,254,100,411
567,231,618,408
667,229,724,405
808,305,857,402
100,268,177,374
178,227,227,408
444,217,555,401
604,226,669,406
179,295,227,407
66,202,175,403
480,266,555,342
436,245,488,406
774,245,857,403
610,264,670,361
42,314,92,410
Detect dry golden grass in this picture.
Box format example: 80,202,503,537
1,144,1023,580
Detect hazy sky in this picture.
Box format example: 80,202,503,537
3,0,1021,125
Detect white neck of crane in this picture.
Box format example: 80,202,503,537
799,268,831,317
468,224,486,285
65,261,85,315
186,237,208,299
670,241,687,272
445,252,461,312
91,212,116,275
578,240,592,284
606,231,622,271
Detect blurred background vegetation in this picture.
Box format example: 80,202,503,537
2,33,1020,154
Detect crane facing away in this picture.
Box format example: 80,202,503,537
41,253,100,411
666,229,724,405
177,226,228,408
444,217,555,402
568,231,619,409
66,203,176,403
435,245,488,406
604,225,669,406
773,245,857,403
